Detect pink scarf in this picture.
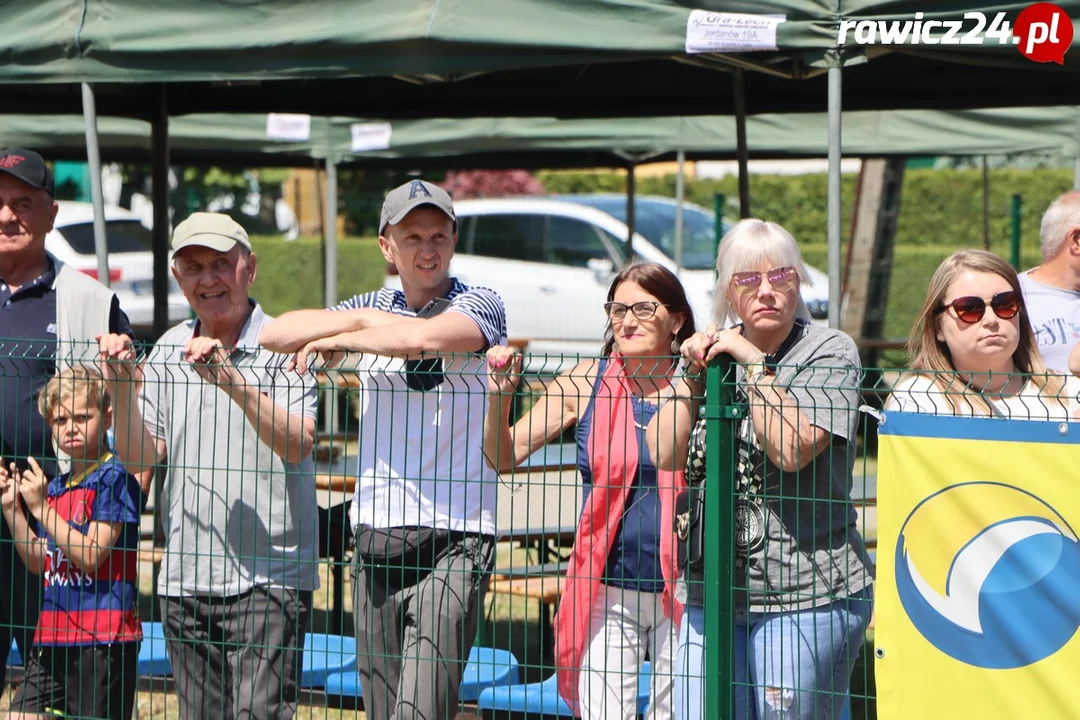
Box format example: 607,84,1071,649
553,355,686,714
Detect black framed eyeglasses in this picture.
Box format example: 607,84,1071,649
604,301,663,321
936,290,1022,324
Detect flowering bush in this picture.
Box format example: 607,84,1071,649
440,169,545,199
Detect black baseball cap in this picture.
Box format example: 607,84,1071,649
0,148,54,197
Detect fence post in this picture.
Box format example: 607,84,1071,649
1010,194,1022,270
704,354,739,719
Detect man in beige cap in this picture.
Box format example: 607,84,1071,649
97,212,319,719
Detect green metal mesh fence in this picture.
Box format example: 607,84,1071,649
0,339,1076,718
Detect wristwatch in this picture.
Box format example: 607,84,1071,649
744,353,775,384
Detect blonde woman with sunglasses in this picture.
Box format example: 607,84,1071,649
886,249,1080,419
648,219,874,720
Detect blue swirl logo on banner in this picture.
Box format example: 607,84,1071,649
896,481,1080,668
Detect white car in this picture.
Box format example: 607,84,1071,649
385,195,829,364
47,201,191,336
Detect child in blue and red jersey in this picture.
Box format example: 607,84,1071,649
0,365,143,720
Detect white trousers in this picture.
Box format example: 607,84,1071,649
578,585,677,720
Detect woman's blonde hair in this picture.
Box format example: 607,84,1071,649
38,365,112,422
905,249,1065,415
713,218,813,327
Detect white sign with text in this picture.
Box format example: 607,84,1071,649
686,10,785,53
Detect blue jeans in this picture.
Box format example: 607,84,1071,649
674,587,873,720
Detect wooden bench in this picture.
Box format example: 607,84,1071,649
488,574,565,606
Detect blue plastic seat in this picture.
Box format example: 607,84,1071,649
301,633,357,689
324,646,522,702
135,623,359,689
138,621,172,677
477,661,652,717
460,647,523,701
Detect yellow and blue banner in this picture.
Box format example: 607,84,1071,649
876,412,1080,720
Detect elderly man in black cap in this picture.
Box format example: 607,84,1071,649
0,148,133,689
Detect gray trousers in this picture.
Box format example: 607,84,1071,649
160,586,312,720
352,531,496,720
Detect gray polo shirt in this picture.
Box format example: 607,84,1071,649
139,301,319,597
681,321,875,613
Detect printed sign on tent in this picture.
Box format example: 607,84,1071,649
685,10,785,53
266,113,312,142
351,123,393,152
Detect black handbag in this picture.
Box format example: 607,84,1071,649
675,485,706,572
674,418,708,572
353,525,452,587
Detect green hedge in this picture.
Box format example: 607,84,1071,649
247,235,386,317
537,167,1074,249
251,166,1067,365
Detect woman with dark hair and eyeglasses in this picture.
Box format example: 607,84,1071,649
483,262,696,720
886,249,1080,418
648,219,874,720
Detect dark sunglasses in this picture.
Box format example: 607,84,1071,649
730,266,797,294
604,301,664,321
936,290,1022,324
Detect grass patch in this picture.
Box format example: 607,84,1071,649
248,235,386,317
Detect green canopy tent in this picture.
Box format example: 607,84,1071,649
10,108,1078,167
4,0,1079,334
4,1,1078,118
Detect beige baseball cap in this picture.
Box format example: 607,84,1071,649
171,212,252,253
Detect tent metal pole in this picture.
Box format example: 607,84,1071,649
625,163,636,264
322,153,340,435
674,149,685,273
151,85,171,339
81,83,111,288
324,159,338,308
734,68,750,218
827,66,842,330
982,156,991,250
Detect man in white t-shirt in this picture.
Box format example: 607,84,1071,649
1018,190,1080,372
260,180,507,720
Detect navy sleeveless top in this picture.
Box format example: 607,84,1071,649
575,358,663,592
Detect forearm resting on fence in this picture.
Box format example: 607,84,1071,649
259,308,422,353
748,378,829,472
647,376,702,471
31,505,122,574
322,314,487,359
229,384,315,464
111,389,165,473
484,388,572,471
1,503,46,574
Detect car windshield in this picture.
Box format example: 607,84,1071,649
57,220,153,255
559,196,724,270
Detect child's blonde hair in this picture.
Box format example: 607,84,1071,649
37,365,112,422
